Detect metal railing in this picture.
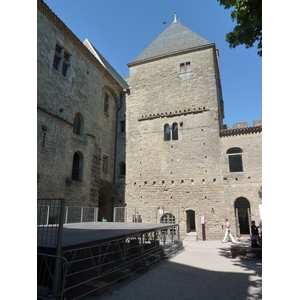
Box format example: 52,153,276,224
61,224,182,299
37,252,67,300
37,199,65,248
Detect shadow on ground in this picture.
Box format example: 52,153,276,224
105,244,262,300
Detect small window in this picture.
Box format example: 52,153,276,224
180,61,191,73
227,148,243,172
172,123,178,140
104,93,109,114
164,124,171,141
120,120,125,132
119,162,126,176
53,43,71,78
72,151,84,181
73,113,83,135
102,155,108,173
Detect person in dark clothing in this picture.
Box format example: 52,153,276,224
251,220,260,247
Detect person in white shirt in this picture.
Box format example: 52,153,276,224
222,218,237,243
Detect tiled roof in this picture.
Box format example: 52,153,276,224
84,39,129,90
129,21,212,65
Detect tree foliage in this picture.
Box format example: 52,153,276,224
218,0,262,56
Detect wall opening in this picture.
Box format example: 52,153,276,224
234,197,251,236
186,209,196,233
98,186,115,222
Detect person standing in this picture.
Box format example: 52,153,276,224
222,218,237,243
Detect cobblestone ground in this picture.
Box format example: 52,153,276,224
106,240,262,300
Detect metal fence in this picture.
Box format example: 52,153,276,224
37,252,67,300
64,206,99,223
37,198,65,248
62,224,182,300
113,206,180,224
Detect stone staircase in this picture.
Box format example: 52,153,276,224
183,231,198,241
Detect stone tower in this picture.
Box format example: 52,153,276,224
125,14,228,239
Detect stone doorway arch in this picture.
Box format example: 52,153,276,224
186,209,196,233
234,197,251,236
98,186,115,222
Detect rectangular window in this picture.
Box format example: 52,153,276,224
228,155,243,172
102,155,108,173
104,93,109,114
180,61,191,73
120,120,125,132
53,43,71,78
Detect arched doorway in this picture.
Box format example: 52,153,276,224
186,209,196,233
98,186,115,222
234,197,251,236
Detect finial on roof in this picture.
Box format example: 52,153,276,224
173,12,177,23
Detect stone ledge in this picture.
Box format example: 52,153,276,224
138,107,209,121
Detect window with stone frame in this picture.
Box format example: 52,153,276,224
180,61,191,73
104,93,109,114
53,43,71,78
102,155,108,173
227,148,243,172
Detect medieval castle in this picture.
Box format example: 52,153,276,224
37,0,262,240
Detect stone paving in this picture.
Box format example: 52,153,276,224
106,240,262,300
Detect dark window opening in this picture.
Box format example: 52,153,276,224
72,153,80,180
172,123,178,140
119,162,126,176
104,93,109,114
164,124,171,141
73,113,82,135
120,120,125,132
53,43,71,78
227,148,243,172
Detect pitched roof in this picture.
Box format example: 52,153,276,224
84,39,129,90
128,20,212,66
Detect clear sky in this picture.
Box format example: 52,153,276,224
43,0,261,128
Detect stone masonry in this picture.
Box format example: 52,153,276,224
37,1,261,239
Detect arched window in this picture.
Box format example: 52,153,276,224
72,151,84,181
119,162,126,176
172,122,178,140
73,113,83,135
164,124,171,141
226,147,243,172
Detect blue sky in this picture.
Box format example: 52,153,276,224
44,0,262,129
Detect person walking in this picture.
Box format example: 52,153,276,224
222,218,237,243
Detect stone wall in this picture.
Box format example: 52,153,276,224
125,46,228,239
37,4,126,213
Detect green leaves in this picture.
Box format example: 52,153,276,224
218,0,262,56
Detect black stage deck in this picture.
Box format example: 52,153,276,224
38,222,177,250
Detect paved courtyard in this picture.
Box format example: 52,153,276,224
107,240,262,300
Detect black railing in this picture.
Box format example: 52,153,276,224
37,198,65,249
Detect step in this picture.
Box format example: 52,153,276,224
183,232,198,241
